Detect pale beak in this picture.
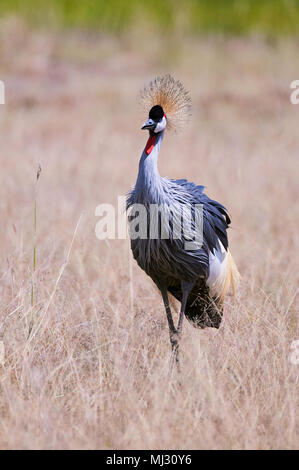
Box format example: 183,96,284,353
141,118,156,131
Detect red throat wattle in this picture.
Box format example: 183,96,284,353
145,135,157,155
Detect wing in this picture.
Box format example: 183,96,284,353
173,178,231,253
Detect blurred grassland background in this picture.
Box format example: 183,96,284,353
0,0,299,451
1,0,299,35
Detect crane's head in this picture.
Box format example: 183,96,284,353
140,74,191,133
141,105,167,134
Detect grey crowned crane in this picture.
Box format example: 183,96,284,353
127,75,239,369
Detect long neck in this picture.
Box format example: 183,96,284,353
135,130,165,204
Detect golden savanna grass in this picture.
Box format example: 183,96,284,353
0,19,298,449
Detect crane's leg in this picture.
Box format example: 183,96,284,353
159,287,182,377
177,280,194,337
173,280,195,371
160,282,193,374
159,281,194,375
160,288,178,355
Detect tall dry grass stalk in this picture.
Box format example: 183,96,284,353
28,164,41,339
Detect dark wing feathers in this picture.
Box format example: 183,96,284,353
174,179,230,252
169,179,230,328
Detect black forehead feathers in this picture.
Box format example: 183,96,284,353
149,105,164,121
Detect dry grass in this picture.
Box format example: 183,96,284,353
0,19,298,449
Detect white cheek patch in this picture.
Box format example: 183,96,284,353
154,115,167,133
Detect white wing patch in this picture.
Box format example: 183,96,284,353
206,240,240,303
207,241,227,298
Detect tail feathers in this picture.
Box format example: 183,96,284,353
185,288,223,329
209,249,240,305
168,280,223,329
167,251,240,330
227,250,241,297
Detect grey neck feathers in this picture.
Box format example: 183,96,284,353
135,131,165,204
